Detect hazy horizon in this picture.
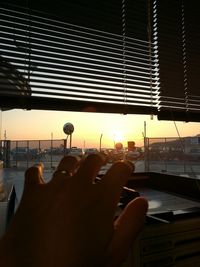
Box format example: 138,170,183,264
1,109,200,149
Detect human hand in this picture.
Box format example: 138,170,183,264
0,154,148,267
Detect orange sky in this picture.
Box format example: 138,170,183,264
1,109,200,149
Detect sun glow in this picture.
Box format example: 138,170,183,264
1,109,200,150
112,130,124,143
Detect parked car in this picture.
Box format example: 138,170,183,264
105,149,125,162
68,148,85,157
12,147,30,160
12,147,46,161
126,150,141,161
46,147,64,155
84,148,98,155
184,148,200,161
29,148,45,160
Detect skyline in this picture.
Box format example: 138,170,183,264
1,109,200,149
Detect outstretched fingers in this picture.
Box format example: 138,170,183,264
51,155,81,182
20,164,46,203
98,161,133,215
75,153,105,184
24,163,45,189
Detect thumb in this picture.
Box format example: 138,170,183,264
106,197,148,267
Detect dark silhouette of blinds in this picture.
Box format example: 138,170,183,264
154,0,200,122
0,0,158,114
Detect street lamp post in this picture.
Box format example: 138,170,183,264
63,123,74,154
99,133,103,151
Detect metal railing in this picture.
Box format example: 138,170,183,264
1,137,200,178
1,139,66,170
145,137,200,177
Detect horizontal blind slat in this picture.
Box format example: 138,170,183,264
0,0,158,113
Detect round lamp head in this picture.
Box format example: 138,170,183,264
63,122,74,135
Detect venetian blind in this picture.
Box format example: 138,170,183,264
154,0,200,122
0,0,158,114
